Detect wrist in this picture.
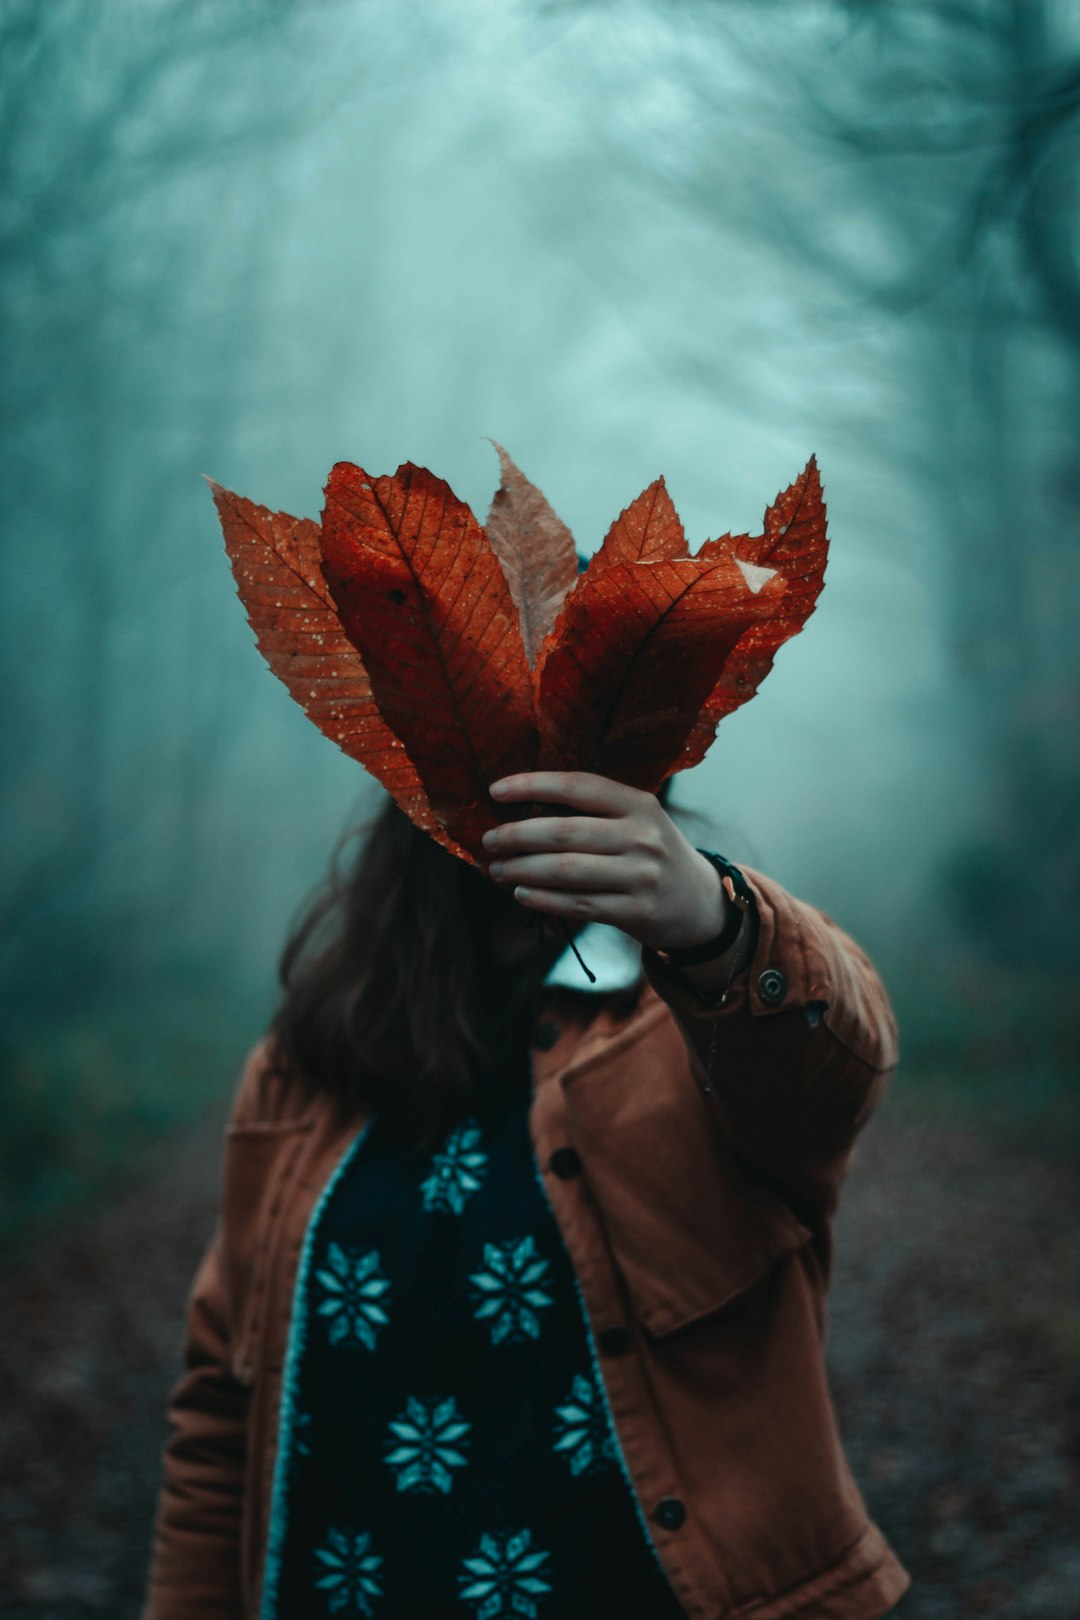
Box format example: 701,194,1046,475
664,913,753,995
653,850,753,967
644,881,758,1011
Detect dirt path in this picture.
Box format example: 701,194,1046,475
1,1093,1077,1618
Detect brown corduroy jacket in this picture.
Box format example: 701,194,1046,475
143,865,911,1620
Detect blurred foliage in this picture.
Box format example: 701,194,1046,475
0,899,268,1243
891,969,1079,1154
941,722,1080,965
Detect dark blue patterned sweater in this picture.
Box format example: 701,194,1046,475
258,1025,688,1620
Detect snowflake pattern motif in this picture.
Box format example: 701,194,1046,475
552,1372,616,1476
313,1525,383,1615
420,1119,488,1214
384,1394,471,1494
458,1528,552,1619
469,1236,553,1345
314,1243,391,1350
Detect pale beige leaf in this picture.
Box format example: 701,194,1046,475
483,441,580,671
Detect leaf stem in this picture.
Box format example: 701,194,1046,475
557,917,595,983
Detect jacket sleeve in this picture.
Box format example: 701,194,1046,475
141,1038,278,1620
640,863,899,1220
141,1225,248,1619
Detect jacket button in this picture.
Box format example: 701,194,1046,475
756,967,787,1007
598,1326,630,1356
653,1496,686,1530
531,1019,561,1051
548,1147,582,1179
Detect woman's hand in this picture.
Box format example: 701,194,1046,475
482,770,728,952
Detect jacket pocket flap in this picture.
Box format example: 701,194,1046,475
221,1117,314,1381
622,1184,813,1339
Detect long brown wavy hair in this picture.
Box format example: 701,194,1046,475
265,776,695,1153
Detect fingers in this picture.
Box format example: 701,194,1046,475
483,773,664,935
489,771,645,816
482,814,625,859
488,851,636,893
509,884,640,925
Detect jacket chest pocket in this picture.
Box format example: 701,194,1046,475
220,1116,314,1383
562,1028,814,1339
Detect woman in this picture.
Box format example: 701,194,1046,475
142,767,910,1620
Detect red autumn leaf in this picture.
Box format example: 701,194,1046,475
484,441,580,672
588,475,689,571
674,455,828,771
319,459,539,859
211,448,828,866
208,479,468,861
534,555,787,789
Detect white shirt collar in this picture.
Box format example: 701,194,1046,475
541,920,644,994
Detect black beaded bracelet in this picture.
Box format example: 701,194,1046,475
652,850,755,967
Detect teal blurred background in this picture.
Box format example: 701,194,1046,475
2,3,1078,1613
5,0,1077,1234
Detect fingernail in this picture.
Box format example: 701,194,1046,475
490,781,508,797
489,861,504,878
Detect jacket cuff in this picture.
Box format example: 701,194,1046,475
641,863,898,1073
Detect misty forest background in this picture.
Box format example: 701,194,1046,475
4,0,1077,1231
1,1,1079,1614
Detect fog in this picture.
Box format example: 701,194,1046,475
3,0,1077,1224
